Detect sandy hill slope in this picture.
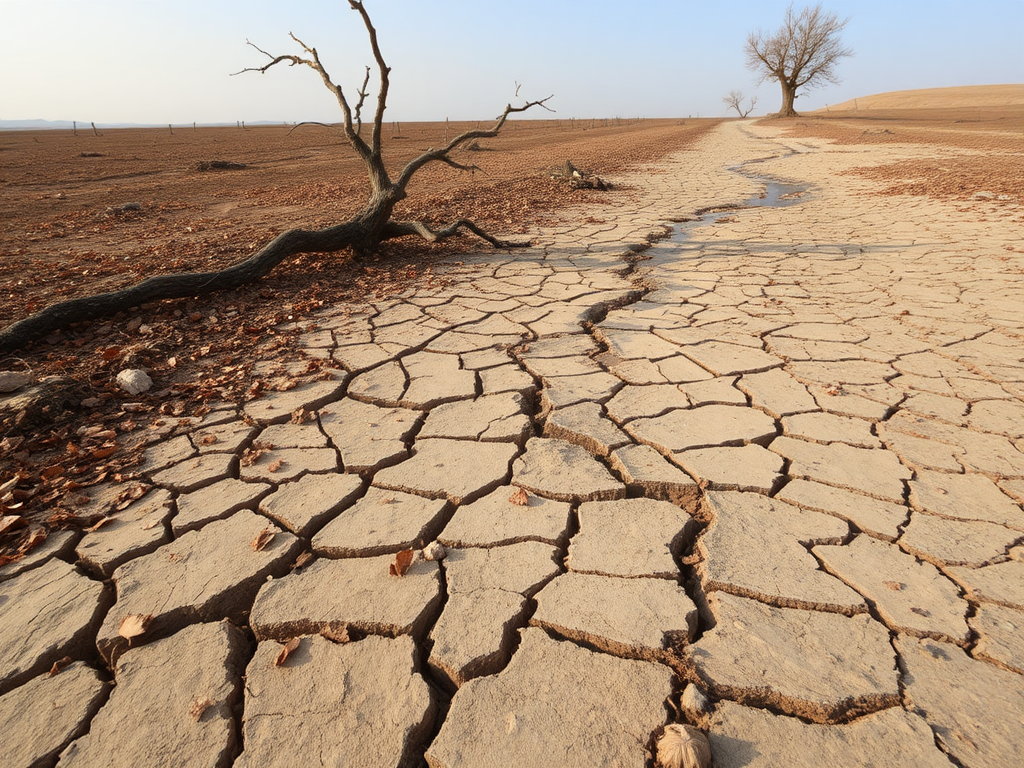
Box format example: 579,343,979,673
823,84,1024,111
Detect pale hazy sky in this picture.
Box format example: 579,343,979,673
1,0,1021,124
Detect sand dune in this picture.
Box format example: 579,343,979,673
822,84,1024,111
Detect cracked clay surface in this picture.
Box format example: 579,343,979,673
2,120,1023,767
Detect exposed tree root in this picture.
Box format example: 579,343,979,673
0,216,522,353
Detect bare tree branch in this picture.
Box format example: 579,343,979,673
395,96,554,189
346,0,391,156
353,66,371,136
287,121,341,135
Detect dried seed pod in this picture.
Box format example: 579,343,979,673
656,723,712,768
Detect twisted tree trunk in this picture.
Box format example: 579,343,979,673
0,0,550,353
777,78,798,117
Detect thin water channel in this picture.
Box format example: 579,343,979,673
669,170,809,244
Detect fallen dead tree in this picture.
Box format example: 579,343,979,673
0,0,551,353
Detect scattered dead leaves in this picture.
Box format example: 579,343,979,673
0,119,721,559
240,441,274,467
389,548,415,577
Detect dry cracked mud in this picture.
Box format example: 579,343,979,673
2,118,1023,767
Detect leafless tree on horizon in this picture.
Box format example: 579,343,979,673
0,0,552,352
745,3,853,118
723,90,758,118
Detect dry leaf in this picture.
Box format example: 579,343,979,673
101,346,122,360
321,623,350,644
389,548,415,577
290,407,313,425
85,516,114,532
189,697,216,721
49,656,74,676
118,613,154,641
508,487,530,506
0,514,27,536
883,580,905,591
115,484,148,511
18,526,47,554
240,441,273,467
275,637,301,666
292,551,314,570
267,459,285,473
251,526,276,552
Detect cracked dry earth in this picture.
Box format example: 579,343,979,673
3,118,1024,768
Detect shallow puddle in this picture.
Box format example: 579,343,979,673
669,171,809,244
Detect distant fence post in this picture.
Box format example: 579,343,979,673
73,120,78,136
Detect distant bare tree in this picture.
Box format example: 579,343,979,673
0,0,551,351
745,3,852,117
723,90,758,118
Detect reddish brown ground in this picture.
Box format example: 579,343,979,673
3,104,1021,558
774,105,1024,204
0,118,719,556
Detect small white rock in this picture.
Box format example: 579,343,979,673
116,369,153,395
422,541,446,562
0,371,33,393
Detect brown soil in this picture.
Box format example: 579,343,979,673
0,117,718,554
770,104,1024,204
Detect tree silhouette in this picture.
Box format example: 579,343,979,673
723,90,758,118
745,3,852,117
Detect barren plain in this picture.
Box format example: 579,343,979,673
1,88,1023,767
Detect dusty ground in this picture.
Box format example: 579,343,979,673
0,118,717,551
0,118,714,377
777,104,1024,205
1,100,1022,560
3,108,1022,767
